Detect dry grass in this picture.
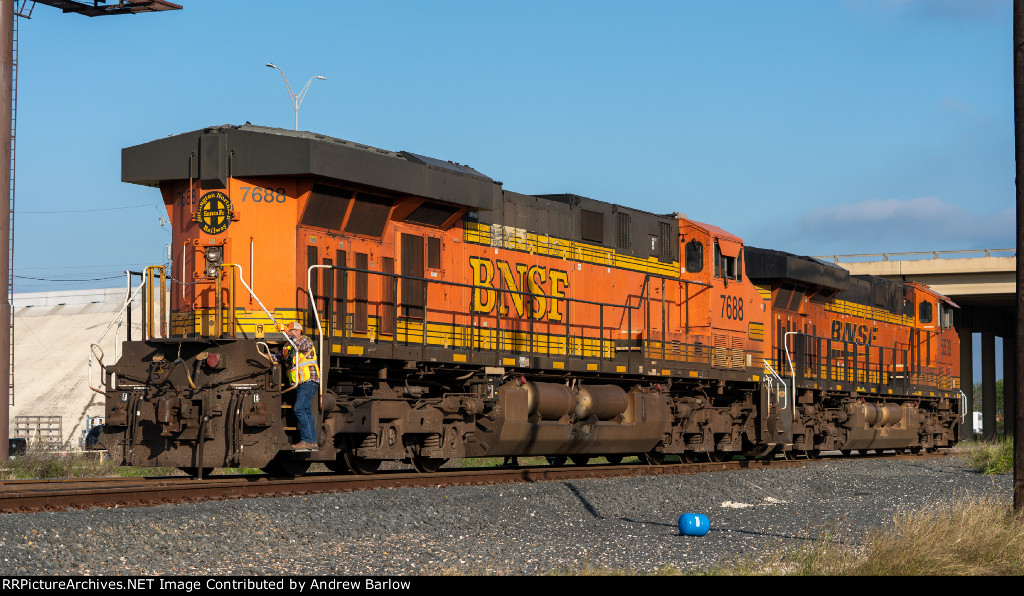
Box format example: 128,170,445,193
713,497,1024,576
848,498,1024,575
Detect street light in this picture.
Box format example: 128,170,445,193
265,62,327,131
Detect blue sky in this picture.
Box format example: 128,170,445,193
10,0,1014,293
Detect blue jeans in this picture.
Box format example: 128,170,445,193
294,380,318,444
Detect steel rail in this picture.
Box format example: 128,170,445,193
0,451,951,514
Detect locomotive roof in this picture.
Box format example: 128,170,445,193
121,123,498,211
744,246,851,292
686,220,743,244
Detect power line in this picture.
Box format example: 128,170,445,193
15,263,153,271
15,203,158,214
13,274,125,282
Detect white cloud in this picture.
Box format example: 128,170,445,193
802,197,1013,253
801,196,959,225
751,196,1014,256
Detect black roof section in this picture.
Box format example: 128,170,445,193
122,124,498,211
400,151,489,178
744,246,851,292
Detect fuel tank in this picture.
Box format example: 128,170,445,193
473,380,672,457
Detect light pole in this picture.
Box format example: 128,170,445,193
265,63,326,131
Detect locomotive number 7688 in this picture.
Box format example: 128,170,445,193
720,294,743,321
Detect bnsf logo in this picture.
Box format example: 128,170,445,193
469,257,569,321
830,320,879,345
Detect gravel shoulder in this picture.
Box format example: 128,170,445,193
0,455,1012,576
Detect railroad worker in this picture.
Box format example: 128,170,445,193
281,321,320,450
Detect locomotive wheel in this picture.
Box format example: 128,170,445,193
546,455,567,467
179,467,214,478
263,458,311,477
641,451,665,465
783,450,798,461
411,456,448,474
681,452,698,463
708,451,731,463
605,455,623,465
343,449,382,475
570,456,590,466
840,449,852,457
804,449,820,460
325,458,350,473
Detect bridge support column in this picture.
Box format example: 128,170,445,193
959,325,974,436
982,331,997,441
1005,333,1016,438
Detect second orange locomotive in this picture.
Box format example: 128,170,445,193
96,124,961,475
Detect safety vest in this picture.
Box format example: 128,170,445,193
285,343,320,384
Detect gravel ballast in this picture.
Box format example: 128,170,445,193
0,455,1013,576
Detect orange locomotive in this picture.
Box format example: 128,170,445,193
95,124,961,475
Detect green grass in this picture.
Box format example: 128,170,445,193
0,450,264,480
2,451,640,480
960,437,1015,475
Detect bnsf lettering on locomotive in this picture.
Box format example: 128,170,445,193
469,257,568,321
830,320,879,345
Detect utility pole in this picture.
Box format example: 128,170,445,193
1014,0,1024,513
0,0,12,462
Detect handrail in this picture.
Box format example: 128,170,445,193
303,264,704,352
783,331,798,400
306,264,332,401
303,264,712,365
315,265,709,316
144,265,167,339
763,359,787,412
88,274,148,394
223,263,299,349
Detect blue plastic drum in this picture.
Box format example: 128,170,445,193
678,513,710,536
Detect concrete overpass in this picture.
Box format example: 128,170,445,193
815,249,1016,440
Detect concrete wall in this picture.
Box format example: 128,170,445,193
10,288,140,447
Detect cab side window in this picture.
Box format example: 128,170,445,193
685,239,704,273
939,303,953,328
919,301,933,324
713,241,742,281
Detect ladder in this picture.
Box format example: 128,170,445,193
7,3,31,408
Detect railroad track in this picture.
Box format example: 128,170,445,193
0,451,951,514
